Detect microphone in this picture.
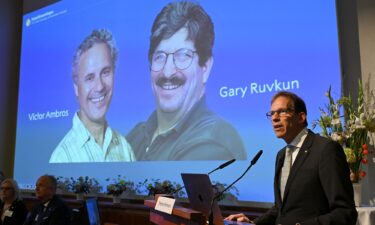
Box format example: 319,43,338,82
172,159,236,196
250,150,263,166
208,158,236,175
208,150,263,225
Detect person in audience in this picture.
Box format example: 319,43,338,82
225,91,357,225
50,29,135,163
0,178,27,225
127,1,246,161
24,175,71,225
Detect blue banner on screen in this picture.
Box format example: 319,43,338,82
14,0,341,202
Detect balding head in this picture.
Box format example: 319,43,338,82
35,175,57,202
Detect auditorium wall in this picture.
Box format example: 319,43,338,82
356,0,375,205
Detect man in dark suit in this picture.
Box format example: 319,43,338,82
24,175,71,225
225,91,357,225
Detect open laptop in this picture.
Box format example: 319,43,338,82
181,173,251,225
84,198,101,225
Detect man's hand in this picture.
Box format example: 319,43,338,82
224,213,251,223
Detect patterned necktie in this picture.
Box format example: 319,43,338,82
280,145,294,201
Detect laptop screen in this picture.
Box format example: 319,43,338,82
85,198,101,225
181,173,224,225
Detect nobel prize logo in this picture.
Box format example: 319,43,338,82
26,18,31,27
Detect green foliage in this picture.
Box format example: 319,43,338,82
136,179,185,198
106,175,134,196
313,80,375,182
63,176,102,194
211,181,239,201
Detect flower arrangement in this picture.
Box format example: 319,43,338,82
313,81,375,182
56,176,70,193
106,175,134,197
136,179,185,198
68,176,102,194
211,181,239,202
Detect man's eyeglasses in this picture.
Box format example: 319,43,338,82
151,48,197,72
266,108,294,120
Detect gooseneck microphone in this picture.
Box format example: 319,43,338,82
208,150,263,225
250,150,263,166
208,158,236,175
172,159,236,195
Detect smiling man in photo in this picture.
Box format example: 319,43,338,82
50,29,135,163
127,1,246,161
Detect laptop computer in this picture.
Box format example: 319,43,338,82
181,173,251,225
84,198,101,225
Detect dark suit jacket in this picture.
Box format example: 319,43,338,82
255,130,357,225
23,195,71,225
0,199,27,225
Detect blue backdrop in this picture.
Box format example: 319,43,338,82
14,0,341,202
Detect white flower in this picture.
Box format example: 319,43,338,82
331,118,341,125
354,117,366,129
316,81,374,182
331,132,343,142
359,113,366,122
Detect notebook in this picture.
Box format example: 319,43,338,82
181,173,251,225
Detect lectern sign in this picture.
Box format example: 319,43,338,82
155,196,176,214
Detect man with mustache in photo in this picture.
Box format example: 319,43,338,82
50,29,135,163
127,1,246,160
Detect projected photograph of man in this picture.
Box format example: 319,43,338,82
50,29,135,163
127,1,246,161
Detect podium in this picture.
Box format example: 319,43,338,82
144,200,206,225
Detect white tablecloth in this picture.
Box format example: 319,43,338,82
356,207,375,225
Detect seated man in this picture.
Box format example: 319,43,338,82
24,175,71,225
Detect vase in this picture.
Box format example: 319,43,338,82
112,195,121,204
352,183,362,207
76,193,84,201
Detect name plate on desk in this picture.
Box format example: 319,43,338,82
155,196,176,214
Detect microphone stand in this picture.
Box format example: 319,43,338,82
172,159,236,196
208,150,263,225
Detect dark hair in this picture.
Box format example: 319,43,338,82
271,91,308,127
149,1,214,67
72,29,118,80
